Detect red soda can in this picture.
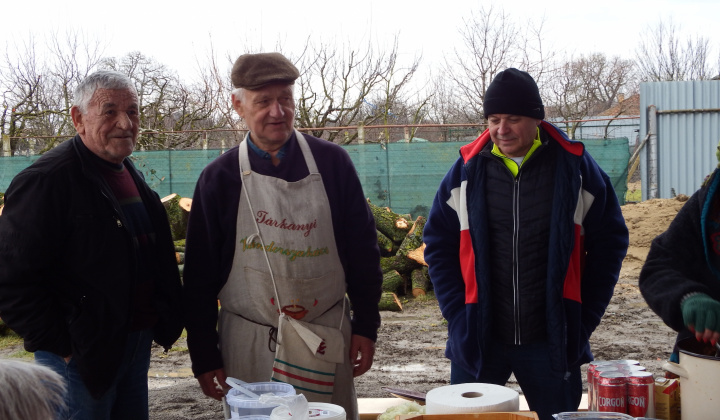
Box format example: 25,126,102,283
596,371,627,413
587,362,614,411
612,359,640,365
616,364,646,375
592,365,619,411
627,371,655,418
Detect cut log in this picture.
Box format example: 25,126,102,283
411,266,432,297
376,230,395,256
378,292,403,312
0,317,11,336
407,243,427,266
368,200,412,243
397,216,426,257
380,255,421,275
382,270,406,294
162,194,192,241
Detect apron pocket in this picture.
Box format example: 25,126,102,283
271,314,345,402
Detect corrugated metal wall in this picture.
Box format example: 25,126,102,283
639,81,720,200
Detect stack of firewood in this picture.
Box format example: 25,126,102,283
368,200,431,312
161,193,192,280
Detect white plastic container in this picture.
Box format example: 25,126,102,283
662,337,720,420
270,402,346,420
226,382,295,419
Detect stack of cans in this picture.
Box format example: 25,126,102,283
586,360,655,418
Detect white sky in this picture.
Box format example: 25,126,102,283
2,0,719,82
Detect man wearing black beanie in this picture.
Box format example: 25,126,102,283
424,68,629,419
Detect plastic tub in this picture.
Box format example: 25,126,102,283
553,413,634,420
270,402,346,420
226,382,295,419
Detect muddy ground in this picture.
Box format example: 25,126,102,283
0,190,688,419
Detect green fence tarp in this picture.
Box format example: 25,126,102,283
0,138,630,217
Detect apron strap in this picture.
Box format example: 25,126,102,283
238,135,284,314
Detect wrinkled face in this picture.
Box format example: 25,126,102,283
233,84,295,151
71,88,140,164
487,114,541,158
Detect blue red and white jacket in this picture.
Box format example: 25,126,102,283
424,121,629,376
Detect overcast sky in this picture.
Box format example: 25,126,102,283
2,0,718,82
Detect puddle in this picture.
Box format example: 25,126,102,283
378,363,427,372
147,367,194,378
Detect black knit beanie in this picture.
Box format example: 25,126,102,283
482,68,545,120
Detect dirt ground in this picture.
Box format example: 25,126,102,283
0,186,690,419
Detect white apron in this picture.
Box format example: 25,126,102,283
218,130,357,419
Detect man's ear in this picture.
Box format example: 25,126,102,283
70,106,85,134
232,94,244,119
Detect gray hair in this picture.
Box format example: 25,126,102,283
73,70,137,113
231,87,246,102
0,359,66,420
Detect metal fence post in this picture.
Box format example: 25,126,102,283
647,105,658,200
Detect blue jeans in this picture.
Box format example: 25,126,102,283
35,329,153,420
450,341,582,420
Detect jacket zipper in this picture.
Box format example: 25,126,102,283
512,172,521,345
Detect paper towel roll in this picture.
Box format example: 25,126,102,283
425,383,520,414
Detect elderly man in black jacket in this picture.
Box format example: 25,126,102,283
0,70,183,420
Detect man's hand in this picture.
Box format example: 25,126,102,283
196,368,228,401
681,293,720,344
350,334,375,377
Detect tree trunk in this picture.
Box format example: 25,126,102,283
162,194,192,241
407,243,427,267
376,230,395,256
397,216,426,257
368,200,411,243
411,267,432,297
380,255,421,275
382,270,406,294
378,292,403,312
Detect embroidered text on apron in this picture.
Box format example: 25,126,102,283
218,131,357,418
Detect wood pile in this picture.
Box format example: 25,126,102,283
368,200,431,312
160,193,192,281
161,193,193,241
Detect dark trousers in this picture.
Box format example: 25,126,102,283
450,340,582,420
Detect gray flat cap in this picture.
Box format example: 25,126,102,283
231,52,300,90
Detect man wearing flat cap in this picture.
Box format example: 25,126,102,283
182,52,382,419
423,68,629,419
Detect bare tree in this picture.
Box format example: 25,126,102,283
0,30,104,155
102,51,227,150
635,19,716,81
442,5,552,123
545,53,635,139
294,38,423,144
